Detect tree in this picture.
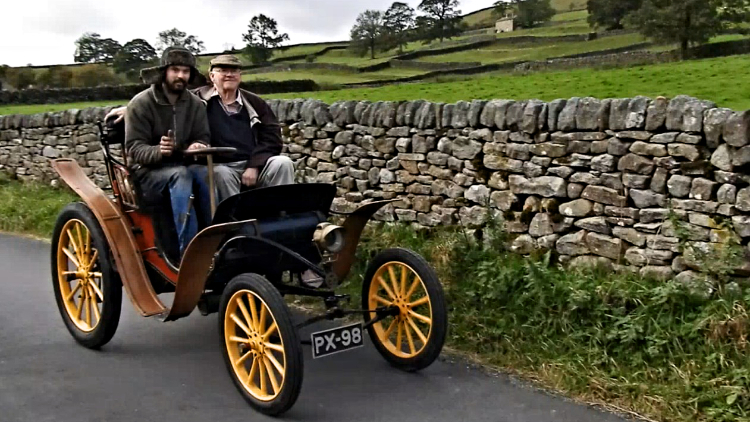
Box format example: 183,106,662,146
514,0,555,28
74,32,122,63
383,2,416,53
71,65,122,87
625,0,750,59
37,66,74,88
113,39,157,75
493,0,513,17
417,0,464,43
350,10,385,59
587,0,642,30
242,14,290,64
4,68,36,89
155,28,205,54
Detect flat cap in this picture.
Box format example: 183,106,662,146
209,54,242,69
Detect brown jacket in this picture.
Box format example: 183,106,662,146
124,84,211,167
192,85,283,169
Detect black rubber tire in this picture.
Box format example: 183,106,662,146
219,273,304,416
361,248,447,372
50,202,122,349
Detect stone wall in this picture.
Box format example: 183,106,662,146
3,95,750,282
0,80,320,105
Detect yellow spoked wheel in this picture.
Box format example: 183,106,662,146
57,218,103,332
362,248,447,372
51,203,121,349
220,273,303,416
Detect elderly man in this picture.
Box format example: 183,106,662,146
192,54,294,202
125,46,212,257
108,54,294,204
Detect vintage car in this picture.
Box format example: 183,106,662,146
48,116,448,416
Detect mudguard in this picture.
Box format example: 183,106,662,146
51,158,250,321
332,199,396,281
52,158,164,317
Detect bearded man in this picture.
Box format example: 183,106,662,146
124,46,212,256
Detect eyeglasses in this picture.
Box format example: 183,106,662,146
212,68,241,75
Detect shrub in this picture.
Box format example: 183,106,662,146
70,64,122,88
36,66,74,88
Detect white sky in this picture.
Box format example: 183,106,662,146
2,0,493,67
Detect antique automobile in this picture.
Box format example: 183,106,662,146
48,116,448,416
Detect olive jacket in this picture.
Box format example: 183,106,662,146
124,84,211,167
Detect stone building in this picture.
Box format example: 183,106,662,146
495,16,515,33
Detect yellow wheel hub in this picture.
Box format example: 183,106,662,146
56,219,104,332
368,261,433,358
224,289,286,402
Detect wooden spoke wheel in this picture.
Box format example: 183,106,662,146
219,273,303,416
51,202,122,349
362,248,447,372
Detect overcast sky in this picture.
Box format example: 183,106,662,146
2,0,494,67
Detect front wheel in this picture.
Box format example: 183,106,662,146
219,273,304,416
362,248,447,372
50,202,122,349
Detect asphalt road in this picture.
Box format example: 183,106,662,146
0,234,627,422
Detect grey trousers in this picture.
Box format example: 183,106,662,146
214,155,295,202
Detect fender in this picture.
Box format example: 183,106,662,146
52,158,165,317
332,199,396,281
51,158,250,322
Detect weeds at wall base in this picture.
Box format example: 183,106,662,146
346,219,750,422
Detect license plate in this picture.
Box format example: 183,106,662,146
310,322,364,359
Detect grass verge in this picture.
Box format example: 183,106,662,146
2,177,748,421
0,174,77,237
338,221,750,422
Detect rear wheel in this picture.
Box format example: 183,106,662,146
219,273,304,416
51,202,122,349
362,248,447,372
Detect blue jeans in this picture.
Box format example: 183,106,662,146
137,164,212,256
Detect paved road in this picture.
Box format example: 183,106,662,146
0,234,626,422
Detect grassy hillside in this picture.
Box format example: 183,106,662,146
418,33,646,64
462,7,496,29
462,0,588,30
262,55,750,111
551,0,587,11
242,68,424,85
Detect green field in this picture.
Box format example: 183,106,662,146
4,54,750,117
242,68,425,85
648,33,750,52
4,54,750,116
418,33,646,64
461,7,496,28
0,100,125,116
262,55,750,111
498,18,591,38
463,0,587,29
551,0,587,11
272,42,349,59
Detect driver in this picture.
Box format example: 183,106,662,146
124,46,212,257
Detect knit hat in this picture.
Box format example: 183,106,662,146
139,46,207,86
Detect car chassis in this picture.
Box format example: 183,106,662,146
48,117,447,416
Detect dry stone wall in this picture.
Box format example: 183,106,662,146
3,95,750,281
